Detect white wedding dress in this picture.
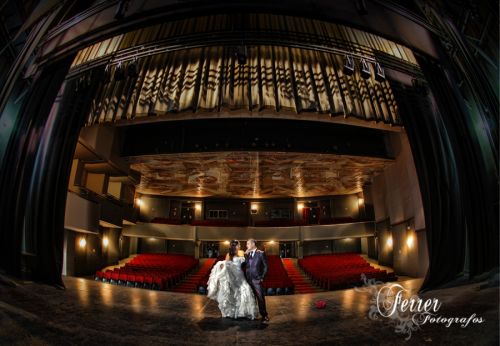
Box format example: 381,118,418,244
207,256,258,319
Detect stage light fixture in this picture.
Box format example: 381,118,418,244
114,63,125,81
236,45,248,65
343,55,355,76
360,59,371,79
127,60,138,78
375,62,385,82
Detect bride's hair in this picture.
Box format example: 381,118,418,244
228,240,239,259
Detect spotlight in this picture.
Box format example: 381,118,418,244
343,55,355,76
236,45,247,65
375,62,385,82
102,65,111,84
355,0,368,15
114,63,125,81
127,60,138,78
102,237,109,247
360,59,371,79
79,238,87,248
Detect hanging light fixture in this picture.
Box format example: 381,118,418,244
374,61,386,82
360,58,371,79
343,55,355,76
114,62,124,81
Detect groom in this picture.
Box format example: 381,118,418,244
244,239,269,323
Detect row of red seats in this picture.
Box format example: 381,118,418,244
196,255,294,295
262,255,294,294
95,254,199,290
298,253,396,290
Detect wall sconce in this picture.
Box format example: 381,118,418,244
250,203,258,214
135,197,143,207
297,203,304,211
102,236,109,247
406,234,414,248
358,198,364,206
224,240,230,245
269,240,275,244
386,236,393,248
195,203,202,211
79,237,87,248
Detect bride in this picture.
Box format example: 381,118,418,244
207,240,258,319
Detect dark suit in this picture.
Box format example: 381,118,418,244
244,249,268,318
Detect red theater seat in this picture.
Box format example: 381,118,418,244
298,253,396,290
95,253,199,291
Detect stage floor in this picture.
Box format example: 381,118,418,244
0,275,498,345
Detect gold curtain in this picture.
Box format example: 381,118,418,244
71,14,418,68
87,46,400,125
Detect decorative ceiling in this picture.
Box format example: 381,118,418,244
128,152,392,198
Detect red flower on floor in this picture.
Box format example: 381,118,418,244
315,300,327,309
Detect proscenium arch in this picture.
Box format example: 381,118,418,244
0,1,497,291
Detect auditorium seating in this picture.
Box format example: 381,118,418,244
298,253,396,290
95,253,198,290
262,255,294,295
195,255,294,295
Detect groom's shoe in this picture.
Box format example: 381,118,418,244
261,316,270,324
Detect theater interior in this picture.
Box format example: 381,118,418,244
0,1,498,344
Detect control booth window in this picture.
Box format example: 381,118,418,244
208,210,228,219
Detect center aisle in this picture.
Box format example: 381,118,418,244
282,258,323,294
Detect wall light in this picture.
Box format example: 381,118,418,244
79,237,87,248
135,197,143,207
386,236,393,248
269,240,275,244
102,236,109,247
358,198,364,206
195,203,202,211
251,203,258,213
224,240,230,245
297,203,304,211
406,234,414,248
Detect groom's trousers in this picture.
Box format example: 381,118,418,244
249,278,267,317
